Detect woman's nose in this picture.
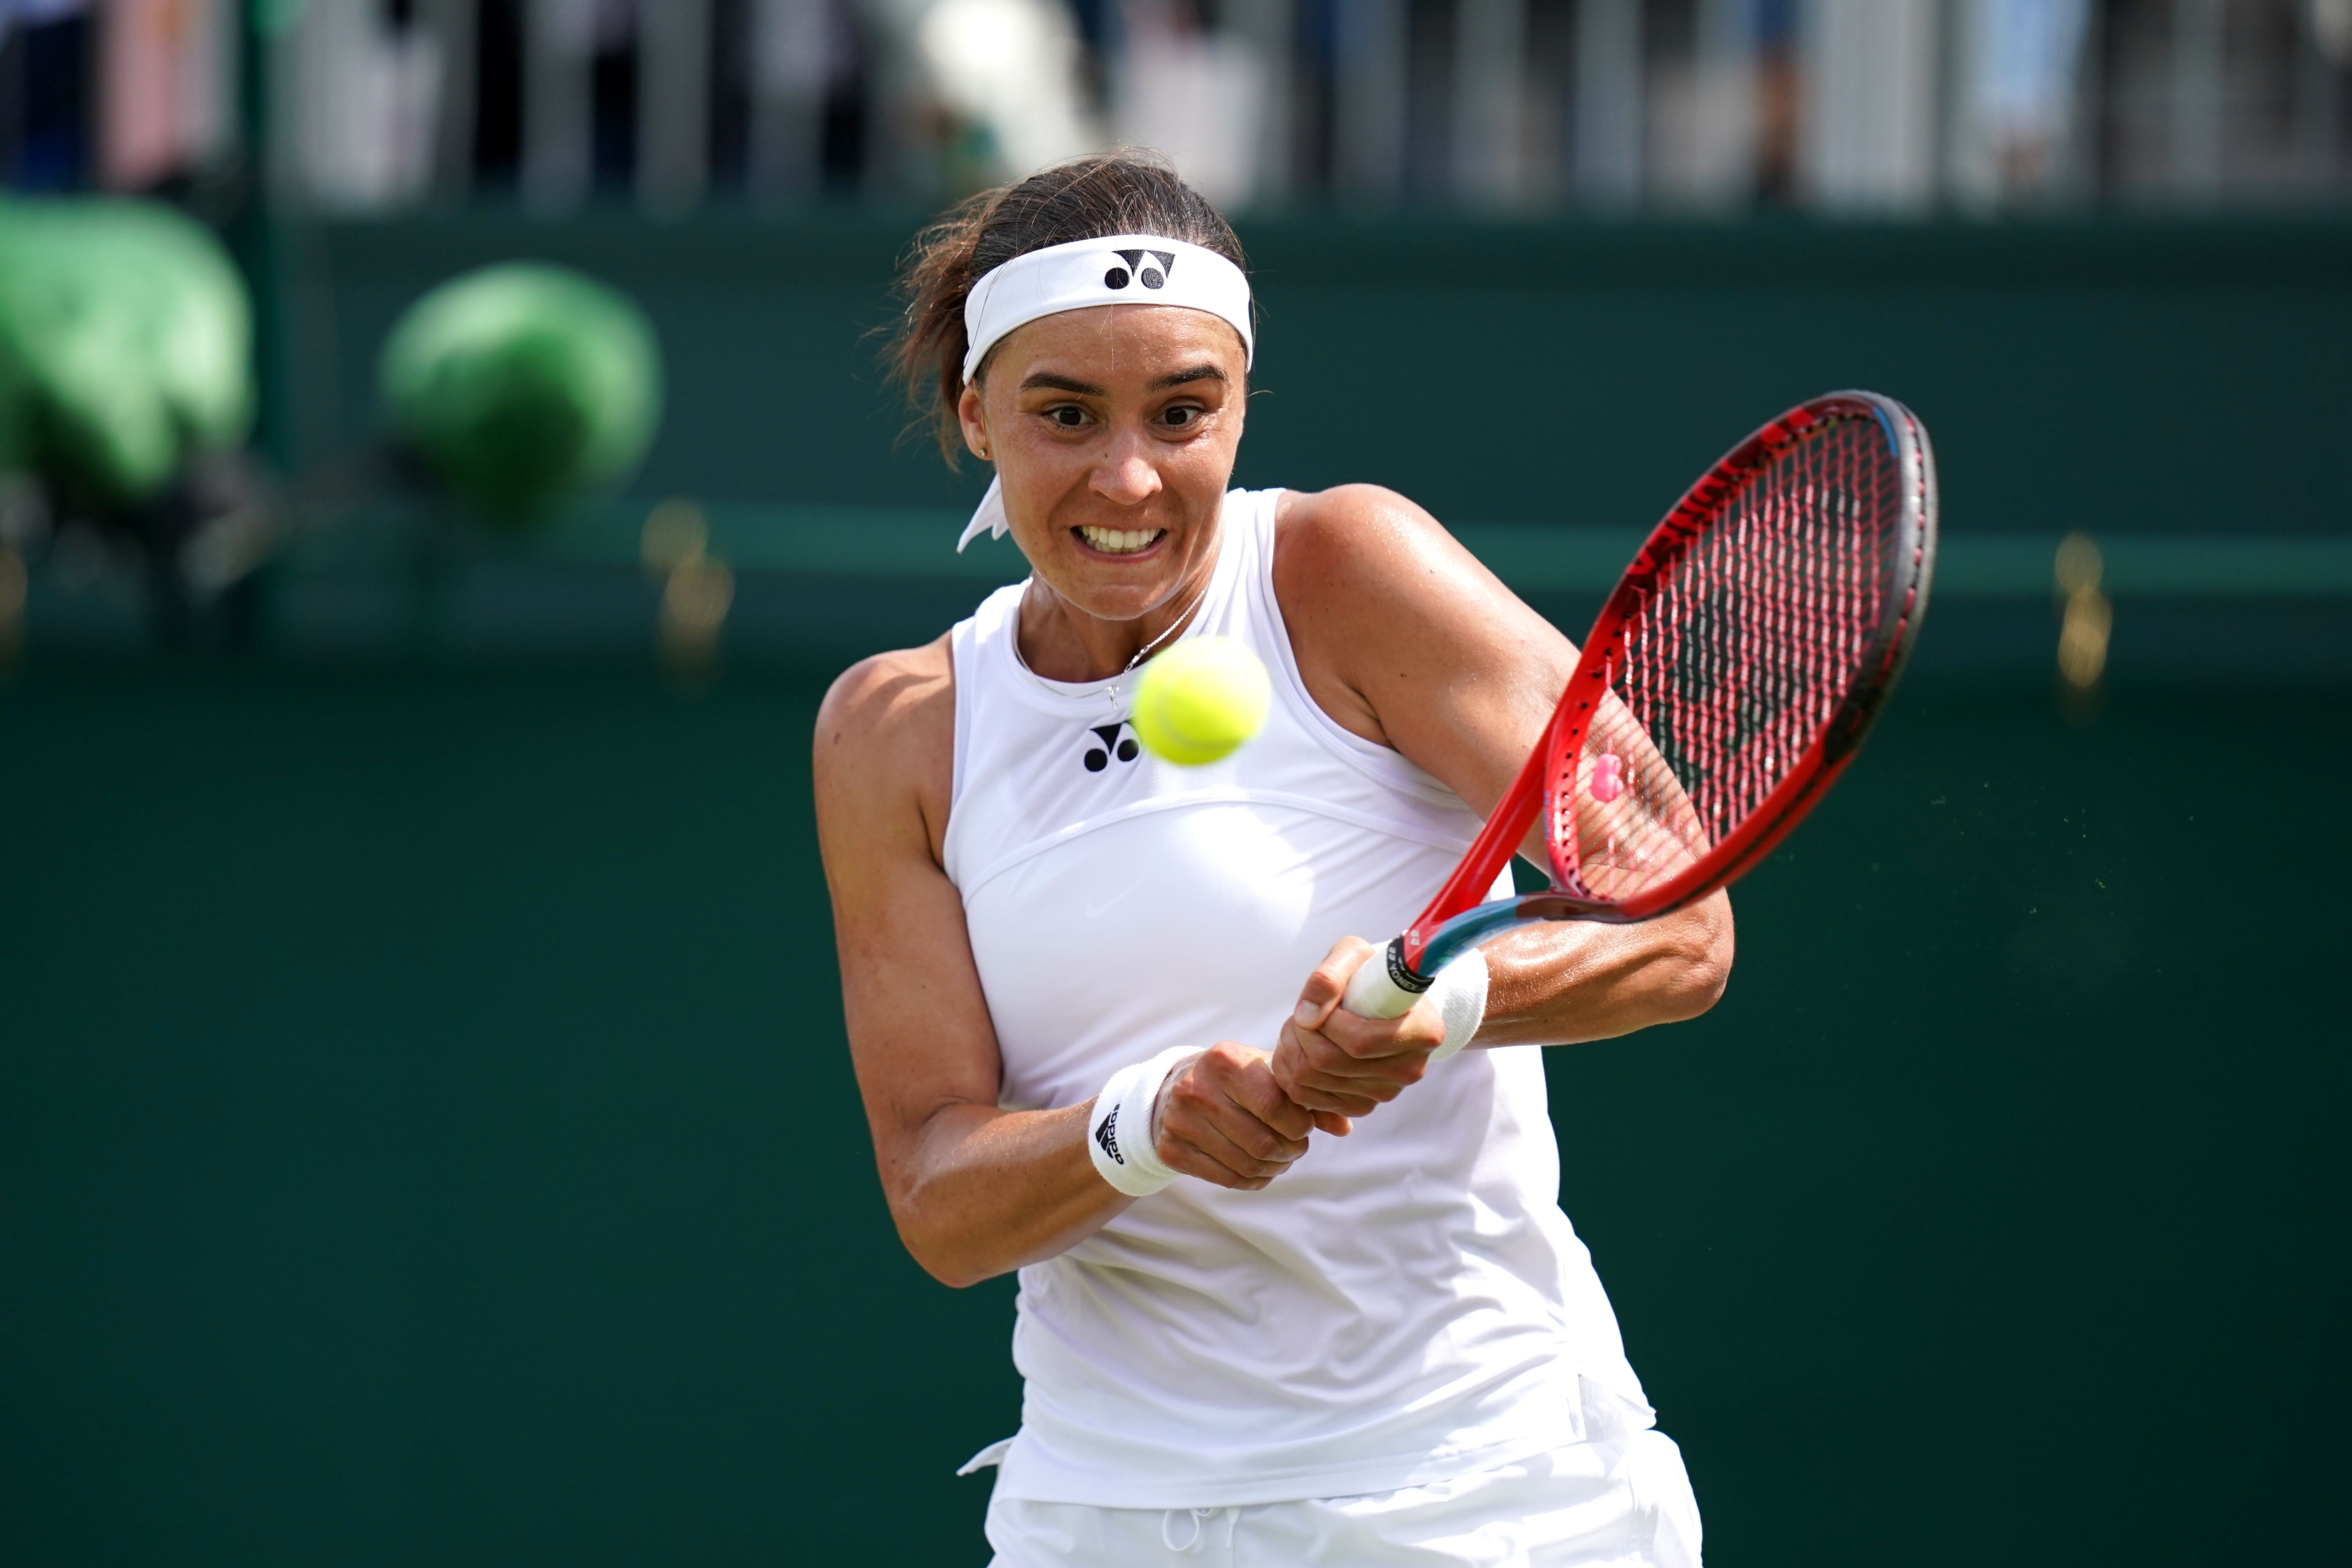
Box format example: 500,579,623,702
1089,430,1162,506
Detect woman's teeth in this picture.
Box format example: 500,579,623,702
1079,525,1164,555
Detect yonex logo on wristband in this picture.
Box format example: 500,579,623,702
1095,1107,1125,1165
1103,249,1174,290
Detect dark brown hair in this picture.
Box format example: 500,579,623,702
890,151,1248,463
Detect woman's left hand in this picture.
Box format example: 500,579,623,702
1270,937,1448,1120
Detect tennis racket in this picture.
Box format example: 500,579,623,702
1341,390,1938,1020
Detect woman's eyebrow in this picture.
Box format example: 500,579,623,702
1151,364,1227,391
1019,372,1106,395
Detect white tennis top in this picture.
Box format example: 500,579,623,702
943,487,1650,1509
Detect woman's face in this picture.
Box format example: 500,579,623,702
958,303,1247,626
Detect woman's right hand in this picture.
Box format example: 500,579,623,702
1152,1043,1352,1190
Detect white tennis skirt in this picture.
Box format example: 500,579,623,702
980,1414,1702,1568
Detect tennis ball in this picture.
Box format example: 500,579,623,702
1130,636,1271,766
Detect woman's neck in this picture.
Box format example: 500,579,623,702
1015,544,1221,684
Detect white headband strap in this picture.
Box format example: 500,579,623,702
959,233,1253,385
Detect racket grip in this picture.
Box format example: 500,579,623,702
1340,937,1431,1020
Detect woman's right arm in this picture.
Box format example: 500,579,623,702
814,640,1318,1288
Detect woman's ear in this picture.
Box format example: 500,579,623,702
957,381,991,463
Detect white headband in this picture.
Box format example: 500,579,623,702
953,233,1254,552
960,233,1253,385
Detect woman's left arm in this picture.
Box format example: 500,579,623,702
1266,486,1733,1120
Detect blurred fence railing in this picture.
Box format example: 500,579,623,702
16,1,2352,217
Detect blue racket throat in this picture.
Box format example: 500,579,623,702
1346,893,1602,1021
1400,891,1620,986
1409,902,1545,981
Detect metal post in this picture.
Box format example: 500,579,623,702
2169,0,2224,199
1333,0,1408,204
1454,0,1528,206
1226,0,1294,209
419,0,477,200
750,0,829,198
639,0,711,212
1689,0,1758,205
2065,0,2106,204
1574,0,1642,207
262,0,304,204
1802,0,1939,210
231,2,292,471
2296,0,2341,195
523,0,595,212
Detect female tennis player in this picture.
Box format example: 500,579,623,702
815,153,1732,1566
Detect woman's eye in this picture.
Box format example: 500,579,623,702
1048,407,1087,428
1163,406,1199,428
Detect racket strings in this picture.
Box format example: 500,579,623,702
1558,413,1902,902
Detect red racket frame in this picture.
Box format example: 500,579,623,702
1395,392,1937,978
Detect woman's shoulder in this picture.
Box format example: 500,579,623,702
1273,483,1445,567
1265,483,1572,752
1270,483,1511,626
820,633,952,727
813,635,955,828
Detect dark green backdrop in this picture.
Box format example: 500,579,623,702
4,663,2343,1564
280,213,2352,540
4,214,2349,1564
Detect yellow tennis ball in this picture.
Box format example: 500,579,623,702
1130,636,1271,766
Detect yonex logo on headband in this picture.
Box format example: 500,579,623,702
959,232,1254,384
1104,249,1175,290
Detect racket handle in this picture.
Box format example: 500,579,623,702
1340,937,1431,1020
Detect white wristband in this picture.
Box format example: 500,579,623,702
1085,1045,1195,1197
1423,949,1490,1063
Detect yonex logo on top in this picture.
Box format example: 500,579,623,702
1083,722,1141,772
1095,1107,1125,1165
1102,249,1175,291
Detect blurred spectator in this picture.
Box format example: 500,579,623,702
2318,0,2352,64
1110,0,1264,207
1574,0,1641,206
1748,0,1800,203
518,0,598,209
293,0,443,209
586,0,639,192
1647,0,1762,208
1328,0,1408,203
2,0,94,191
901,0,1097,189
1803,0,1940,209
1955,0,2091,205
741,0,864,197
100,0,230,193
